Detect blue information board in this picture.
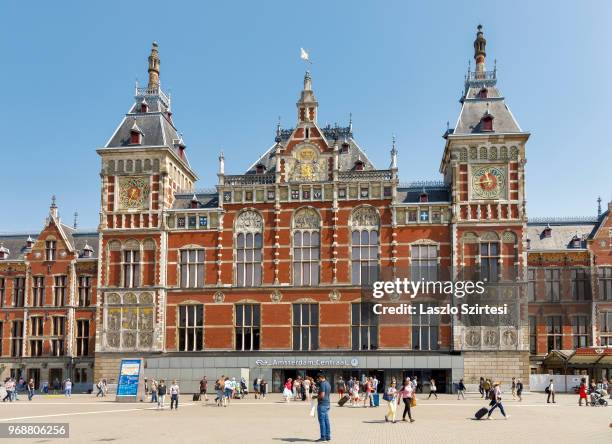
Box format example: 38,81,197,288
116,359,142,397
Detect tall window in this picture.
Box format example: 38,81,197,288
13,277,25,307
123,250,140,288
410,244,438,281
11,320,23,357
51,317,65,356
571,268,589,301
545,269,561,302
480,242,499,282
600,312,612,346
235,304,260,351
546,316,563,352
351,230,379,286
236,233,262,287
351,303,378,351
527,269,536,302
598,267,612,300
528,315,537,354
178,305,204,351
292,303,319,351
30,317,44,357
78,276,91,306
53,276,67,306
293,231,320,286
45,240,56,261
76,320,90,356
572,316,589,348
412,303,439,350
0,321,2,355
180,249,205,288
0,278,5,307
33,276,44,306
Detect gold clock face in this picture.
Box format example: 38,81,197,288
471,166,506,199
118,176,150,209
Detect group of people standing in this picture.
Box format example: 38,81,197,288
143,378,180,409
282,376,316,402
336,375,380,407
3,377,73,401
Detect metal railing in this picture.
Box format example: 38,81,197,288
338,170,393,182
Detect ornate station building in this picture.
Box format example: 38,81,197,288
1,27,611,392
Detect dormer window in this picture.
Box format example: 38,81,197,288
26,236,34,249
571,235,582,248
419,192,429,203
340,143,349,154
481,115,494,132
190,194,199,209
354,160,364,171
140,99,148,113
255,164,266,174
542,225,552,239
130,123,143,145
0,243,9,260
82,243,94,258
478,87,488,99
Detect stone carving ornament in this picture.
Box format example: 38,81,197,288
293,208,320,230
328,289,341,302
213,291,225,303
350,206,379,230
501,328,517,346
270,289,283,303
483,328,499,347
235,210,263,233
465,328,481,347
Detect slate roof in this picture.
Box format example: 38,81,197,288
397,182,451,203
172,192,219,210
0,229,99,261
526,219,597,251
246,125,375,174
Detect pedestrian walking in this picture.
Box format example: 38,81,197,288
170,380,180,410
427,378,438,399
457,378,466,400
157,380,167,409
316,373,331,443
200,376,208,402
398,378,415,422
253,377,261,399
546,379,556,403
578,378,588,406
64,379,72,397
336,376,345,401
479,377,485,398
260,379,268,399
150,380,158,404
363,377,372,408
511,377,517,400
371,376,379,407
223,377,233,406
487,382,508,419
384,381,398,423
27,378,35,401
283,378,293,403
516,378,523,402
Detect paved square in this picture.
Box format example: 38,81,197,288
0,392,609,443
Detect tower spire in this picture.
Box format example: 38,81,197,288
297,71,318,124
148,41,160,90
49,195,58,219
597,196,602,217
474,24,487,77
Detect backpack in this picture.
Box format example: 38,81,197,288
545,386,550,394
489,389,496,400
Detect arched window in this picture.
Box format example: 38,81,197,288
350,207,380,286
122,240,141,288
235,211,263,287
292,208,320,286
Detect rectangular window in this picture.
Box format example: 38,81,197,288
29,316,44,357
123,250,140,288
0,278,5,307
76,320,90,356
545,269,561,302
180,249,205,288
78,276,92,306
293,231,320,286
598,267,612,300
480,242,499,282
351,303,378,351
45,240,56,261
74,368,88,384
51,317,65,356
53,275,67,306
0,321,2,355
412,303,439,350
235,304,260,351
178,305,204,351
527,269,536,302
32,276,44,306
601,313,612,347
236,233,263,287
546,316,563,352
572,316,589,349
410,244,438,281
528,315,537,354
13,277,25,307
11,320,23,357
571,268,589,301
292,304,319,351
351,230,379,286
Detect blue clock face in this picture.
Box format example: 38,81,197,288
471,166,506,199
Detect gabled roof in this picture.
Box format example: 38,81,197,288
526,218,598,251
0,229,99,261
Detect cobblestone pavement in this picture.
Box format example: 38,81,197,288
0,392,609,443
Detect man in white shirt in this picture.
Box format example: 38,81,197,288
547,379,555,403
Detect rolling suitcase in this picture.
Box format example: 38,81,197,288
475,407,488,420
193,393,201,401
337,394,350,407
372,393,380,407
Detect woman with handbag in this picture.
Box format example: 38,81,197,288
398,378,415,422
384,381,398,423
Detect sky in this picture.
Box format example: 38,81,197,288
1,0,611,232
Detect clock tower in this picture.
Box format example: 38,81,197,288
440,26,530,382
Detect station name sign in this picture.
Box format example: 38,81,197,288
255,358,359,368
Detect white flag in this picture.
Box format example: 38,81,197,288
300,47,310,62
